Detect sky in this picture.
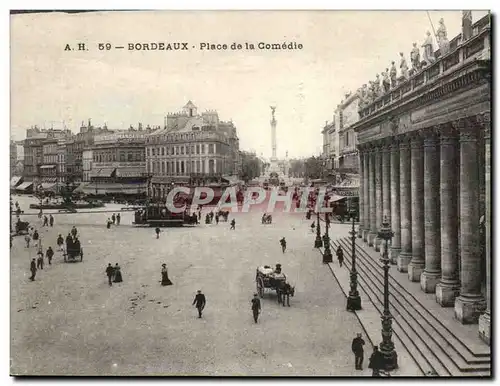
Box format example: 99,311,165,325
10,10,488,158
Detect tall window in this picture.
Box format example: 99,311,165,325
209,144,214,154
152,148,156,156
196,144,200,154
128,153,133,162
162,161,165,174
181,146,185,155
161,147,165,156
167,162,170,175
181,161,185,174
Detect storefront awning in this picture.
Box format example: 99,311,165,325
328,194,346,203
82,183,147,195
73,183,87,193
40,165,56,169
89,168,116,178
10,176,22,187
40,183,57,192
115,168,145,178
16,182,33,191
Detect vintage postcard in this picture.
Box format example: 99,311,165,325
9,9,491,377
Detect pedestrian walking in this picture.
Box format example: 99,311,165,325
36,250,44,270
161,263,173,286
24,234,31,248
105,263,114,286
280,237,287,253
32,230,39,248
368,346,384,377
43,215,48,227
251,293,261,323
215,214,219,225
57,234,64,251
38,210,43,219
155,227,161,239
49,214,54,227
106,219,112,229
311,222,315,233
337,246,344,267
29,258,37,281
230,219,236,230
116,213,121,225
112,213,116,225
352,333,365,370
71,226,78,238
46,246,54,266
192,290,206,318
113,263,123,283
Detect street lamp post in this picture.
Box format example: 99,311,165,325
346,209,362,311
322,212,333,263
377,216,398,371
314,210,323,248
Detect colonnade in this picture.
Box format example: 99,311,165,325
357,114,490,325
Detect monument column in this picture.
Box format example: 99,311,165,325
455,117,486,324
363,146,370,241
436,123,460,306
358,148,364,238
421,128,441,293
368,147,377,246
479,112,491,344
408,132,425,281
374,144,383,251
390,139,401,264
398,136,412,272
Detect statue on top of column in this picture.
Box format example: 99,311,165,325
410,42,421,71
436,18,450,55
382,70,391,93
270,106,276,120
373,74,381,98
389,61,397,87
421,31,436,66
399,52,409,80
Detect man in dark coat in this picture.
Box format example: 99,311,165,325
43,215,48,227
71,226,78,238
352,333,365,370
251,293,261,323
337,246,344,267
368,346,384,377
57,234,64,251
46,246,54,266
32,230,39,248
30,258,37,281
66,233,73,249
230,219,236,230
155,227,161,239
116,213,121,225
192,290,206,318
49,214,54,227
280,237,287,253
112,213,116,224
105,263,114,286
36,250,44,270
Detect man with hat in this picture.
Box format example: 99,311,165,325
251,293,261,323
192,290,206,318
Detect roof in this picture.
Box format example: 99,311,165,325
184,100,197,109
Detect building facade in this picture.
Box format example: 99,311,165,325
321,115,339,175
81,131,148,196
338,94,361,171
146,101,241,198
82,149,93,182
353,16,490,342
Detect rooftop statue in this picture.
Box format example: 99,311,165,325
410,42,421,71
422,31,436,66
374,74,381,97
382,70,391,93
399,52,409,79
389,61,397,87
437,18,450,55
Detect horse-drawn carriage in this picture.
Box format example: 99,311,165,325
217,210,229,222
14,219,30,235
64,240,83,262
255,265,295,306
261,214,272,224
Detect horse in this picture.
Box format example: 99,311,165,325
276,282,295,307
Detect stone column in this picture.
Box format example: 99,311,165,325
368,147,377,246
479,112,491,343
390,140,401,264
398,136,412,272
374,145,383,251
382,142,391,222
455,117,486,324
363,147,370,242
358,149,364,238
421,128,441,293
436,124,460,306
408,133,425,281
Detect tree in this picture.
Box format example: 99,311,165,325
289,159,305,178
240,151,263,182
304,156,323,179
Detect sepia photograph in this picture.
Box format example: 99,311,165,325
8,8,491,377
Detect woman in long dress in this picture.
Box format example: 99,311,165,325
161,264,173,286
113,263,123,283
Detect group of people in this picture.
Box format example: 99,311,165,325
106,213,121,229
351,333,387,376
105,263,123,286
